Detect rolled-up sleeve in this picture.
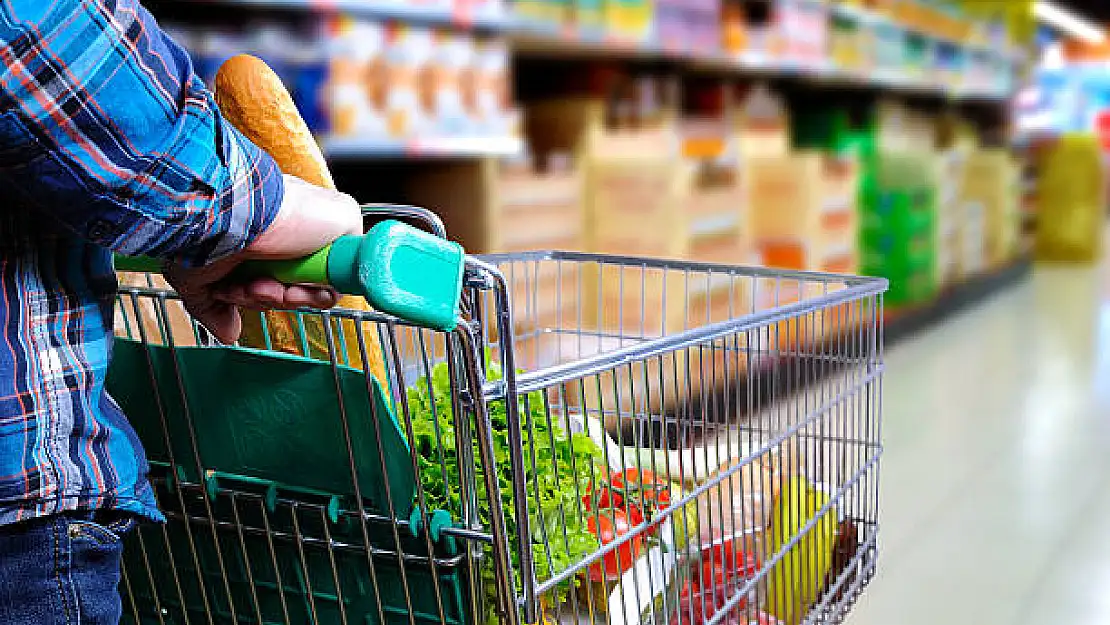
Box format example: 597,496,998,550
0,0,283,267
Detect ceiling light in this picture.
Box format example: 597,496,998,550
1034,1,1106,45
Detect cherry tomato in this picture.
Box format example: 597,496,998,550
586,508,644,581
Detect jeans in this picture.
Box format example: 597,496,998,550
0,512,137,625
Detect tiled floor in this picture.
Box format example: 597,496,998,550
847,260,1110,624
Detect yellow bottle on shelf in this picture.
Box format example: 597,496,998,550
1036,133,1105,263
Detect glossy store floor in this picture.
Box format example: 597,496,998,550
847,258,1110,625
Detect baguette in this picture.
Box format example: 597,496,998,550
214,54,388,384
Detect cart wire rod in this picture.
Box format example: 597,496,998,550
512,281,886,393
160,509,469,568
531,361,884,593
477,251,883,287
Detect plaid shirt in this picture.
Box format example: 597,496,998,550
0,1,284,524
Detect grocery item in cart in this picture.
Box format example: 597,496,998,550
213,54,390,381
764,474,838,625
694,453,778,547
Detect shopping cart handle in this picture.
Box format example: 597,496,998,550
115,220,465,331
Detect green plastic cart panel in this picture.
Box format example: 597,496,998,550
106,339,416,519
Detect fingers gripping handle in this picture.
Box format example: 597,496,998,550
114,220,466,332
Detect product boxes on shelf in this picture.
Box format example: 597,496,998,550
778,0,830,69
721,2,748,57
429,31,478,137
655,0,722,55
327,18,387,138
936,147,968,285
829,14,873,75
858,154,939,306
573,0,607,35
821,157,860,275
1036,134,1105,263
383,24,436,139
961,149,1021,268
323,16,516,145
745,153,822,271
513,0,570,29
496,151,585,331
604,0,657,43
472,38,517,137
746,150,859,276
687,157,750,266
496,152,585,253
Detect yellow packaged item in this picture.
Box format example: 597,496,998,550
764,475,837,625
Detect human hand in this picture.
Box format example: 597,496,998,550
166,174,362,344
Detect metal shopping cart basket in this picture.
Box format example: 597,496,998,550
108,206,887,625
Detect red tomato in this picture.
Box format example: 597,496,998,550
586,508,644,581
670,582,745,625
670,588,778,625
700,537,761,586
669,539,761,625
610,469,671,509
582,484,622,512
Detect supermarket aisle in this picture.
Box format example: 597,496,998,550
848,260,1110,625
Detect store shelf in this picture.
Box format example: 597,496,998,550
322,135,524,159
883,255,1033,345
176,0,510,29
517,30,1012,103
167,0,1017,111
828,1,1018,65
511,29,680,61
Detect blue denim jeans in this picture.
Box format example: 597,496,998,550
0,512,136,625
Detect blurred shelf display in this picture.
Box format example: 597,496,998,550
164,0,1024,129
164,15,522,160
322,135,525,157
150,0,1031,312
172,0,509,29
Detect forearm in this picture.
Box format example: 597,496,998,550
0,0,283,266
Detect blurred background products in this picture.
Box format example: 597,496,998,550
148,0,1041,322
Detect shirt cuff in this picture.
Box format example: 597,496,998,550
185,120,285,267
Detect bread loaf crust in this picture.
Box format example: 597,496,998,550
215,55,334,190
214,55,388,384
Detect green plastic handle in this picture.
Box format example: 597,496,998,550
114,220,465,331
115,256,164,273
115,247,332,283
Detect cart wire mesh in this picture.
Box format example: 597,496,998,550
109,249,885,625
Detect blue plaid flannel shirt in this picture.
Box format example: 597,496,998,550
0,0,284,524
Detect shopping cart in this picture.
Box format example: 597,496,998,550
108,206,886,625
